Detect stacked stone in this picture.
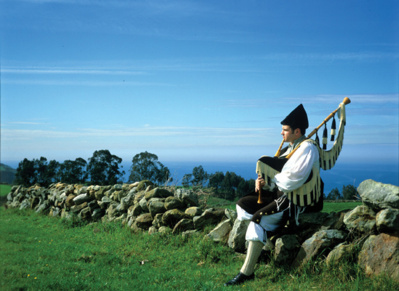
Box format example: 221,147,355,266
228,179,399,281
5,181,231,236
5,179,399,281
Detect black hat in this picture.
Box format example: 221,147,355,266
281,104,309,130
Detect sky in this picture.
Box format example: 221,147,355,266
1,0,398,172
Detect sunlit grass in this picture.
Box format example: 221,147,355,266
1,205,397,290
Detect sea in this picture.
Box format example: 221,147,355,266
4,160,398,195
122,160,399,195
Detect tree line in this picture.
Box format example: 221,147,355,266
325,184,359,201
13,150,256,201
13,149,357,201
14,150,170,187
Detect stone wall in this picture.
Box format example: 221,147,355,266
4,179,399,282
5,181,235,235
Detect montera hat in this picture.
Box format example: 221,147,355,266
281,104,309,130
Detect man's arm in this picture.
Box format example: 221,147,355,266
273,142,319,192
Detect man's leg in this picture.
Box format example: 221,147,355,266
240,240,264,275
224,211,285,286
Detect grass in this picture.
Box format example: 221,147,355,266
1,204,398,290
321,201,362,213
206,195,363,214
0,184,12,196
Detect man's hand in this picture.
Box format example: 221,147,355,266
255,174,265,192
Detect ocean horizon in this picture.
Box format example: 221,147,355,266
3,160,398,196
122,160,398,195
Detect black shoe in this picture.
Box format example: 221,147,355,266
224,272,254,286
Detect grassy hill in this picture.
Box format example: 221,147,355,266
0,163,16,184
1,205,397,290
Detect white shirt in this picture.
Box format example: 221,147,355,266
273,141,319,192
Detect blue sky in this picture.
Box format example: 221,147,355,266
1,0,398,170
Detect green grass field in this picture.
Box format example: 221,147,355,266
1,200,397,290
206,195,362,213
0,184,12,196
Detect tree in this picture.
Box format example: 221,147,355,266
191,165,208,187
129,151,172,185
237,178,255,199
14,157,60,186
209,171,225,192
220,171,241,200
15,158,35,186
59,158,87,184
87,150,125,185
46,160,61,184
342,184,358,200
182,174,192,188
34,157,48,185
326,187,342,200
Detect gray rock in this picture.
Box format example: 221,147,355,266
224,208,237,222
98,196,113,209
193,208,225,230
49,206,61,217
60,209,75,221
133,191,146,204
228,219,250,252
292,229,347,268
35,200,50,214
65,194,76,207
136,180,154,192
92,208,105,220
162,209,190,228
148,198,166,218
164,196,185,210
326,243,356,266
73,193,91,205
93,187,106,200
145,188,172,200
207,219,232,242
134,213,153,230
343,205,376,234
182,230,199,239
128,203,143,217
172,218,195,234
110,190,124,202
158,226,172,234
105,203,121,220
78,207,91,220
175,188,198,207
70,202,88,214
19,199,31,210
139,197,149,212
358,233,399,281
376,208,399,234
185,206,202,217
119,192,135,211
358,179,399,210
152,213,165,228
274,235,301,266
148,226,158,235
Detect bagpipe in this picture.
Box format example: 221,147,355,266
256,97,351,206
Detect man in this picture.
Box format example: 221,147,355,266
225,104,321,286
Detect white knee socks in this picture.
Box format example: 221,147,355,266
240,240,264,276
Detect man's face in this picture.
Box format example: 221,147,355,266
281,125,297,144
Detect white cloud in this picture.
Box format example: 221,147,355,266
2,67,146,75
284,94,399,105
261,52,399,63
1,78,173,87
